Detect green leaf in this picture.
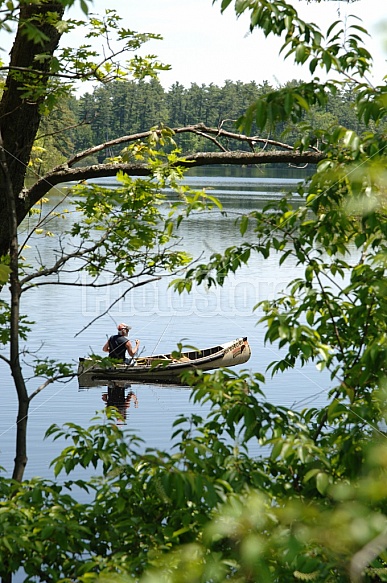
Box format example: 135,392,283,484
322,51,332,72
295,43,306,63
239,215,249,236
316,472,329,495
293,93,309,111
306,310,314,325
255,100,267,129
220,0,233,10
304,468,320,483
309,57,318,74
0,263,11,284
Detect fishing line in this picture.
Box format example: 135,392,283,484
108,313,118,327
151,314,173,356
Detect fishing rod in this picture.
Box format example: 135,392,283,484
151,315,173,356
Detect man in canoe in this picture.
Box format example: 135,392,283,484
103,323,140,363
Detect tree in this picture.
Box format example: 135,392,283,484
1,0,387,581
0,1,193,484
28,95,79,174
0,2,365,259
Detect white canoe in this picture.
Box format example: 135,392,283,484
78,337,251,387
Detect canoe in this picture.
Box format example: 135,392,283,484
78,337,251,387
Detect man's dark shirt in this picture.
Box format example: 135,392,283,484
108,334,128,361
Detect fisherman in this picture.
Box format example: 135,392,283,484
103,323,140,363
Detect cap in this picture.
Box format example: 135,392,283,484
117,323,131,331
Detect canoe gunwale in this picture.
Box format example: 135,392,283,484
78,337,251,386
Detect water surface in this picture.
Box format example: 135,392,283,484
1,169,331,480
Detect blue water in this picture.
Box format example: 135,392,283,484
0,171,331,482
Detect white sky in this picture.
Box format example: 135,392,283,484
0,0,385,90
72,0,386,90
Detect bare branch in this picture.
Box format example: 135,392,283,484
75,275,162,336
17,122,325,235
63,123,309,169
350,530,387,583
20,234,110,289
187,127,228,152
19,190,73,255
0,353,10,365
25,149,323,211
181,149,324,166
28,374,75,402
35,118,91,143
0,45,134,83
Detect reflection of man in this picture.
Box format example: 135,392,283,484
102,384,138,422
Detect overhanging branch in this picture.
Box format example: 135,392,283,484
63,123,316,168
25,150,323,209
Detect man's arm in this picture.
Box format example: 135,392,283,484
102,340,110,352
126,339,140,357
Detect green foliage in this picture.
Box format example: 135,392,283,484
33,357,73,378
65,132,224,283
57,9,170,88
164,1,387,580
0,262,11,285
69,170,192,279
3,0,387,581
0,297,32,344
0,374,386,582
2,6,169,117
214,0,384,150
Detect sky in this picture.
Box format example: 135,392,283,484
66,0,387,91
1,0,385,91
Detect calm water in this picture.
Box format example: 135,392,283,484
0,169,330,481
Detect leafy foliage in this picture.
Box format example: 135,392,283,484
55,9,170,88
1,373,387,582
2,0,387,581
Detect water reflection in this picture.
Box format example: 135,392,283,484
78,380,140,424
101,383,139,424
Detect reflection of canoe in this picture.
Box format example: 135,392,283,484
78,337,251,387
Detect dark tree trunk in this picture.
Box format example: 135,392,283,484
0,1,65,257
11,395,29,482
0,128,30,483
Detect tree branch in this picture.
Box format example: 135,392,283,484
74,275,162,336
350,530,387,583
20,234,110,289
28,374,75,402
63,123,315,168
0,353,10,366
24,149,324,212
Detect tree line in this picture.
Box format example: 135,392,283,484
35,77,371,171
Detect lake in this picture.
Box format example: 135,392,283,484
0,168,330,481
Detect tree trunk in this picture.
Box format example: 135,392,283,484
0,128,30,484
11,394,29,482
0,1,65,257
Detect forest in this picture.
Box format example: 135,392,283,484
36,77,370,170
